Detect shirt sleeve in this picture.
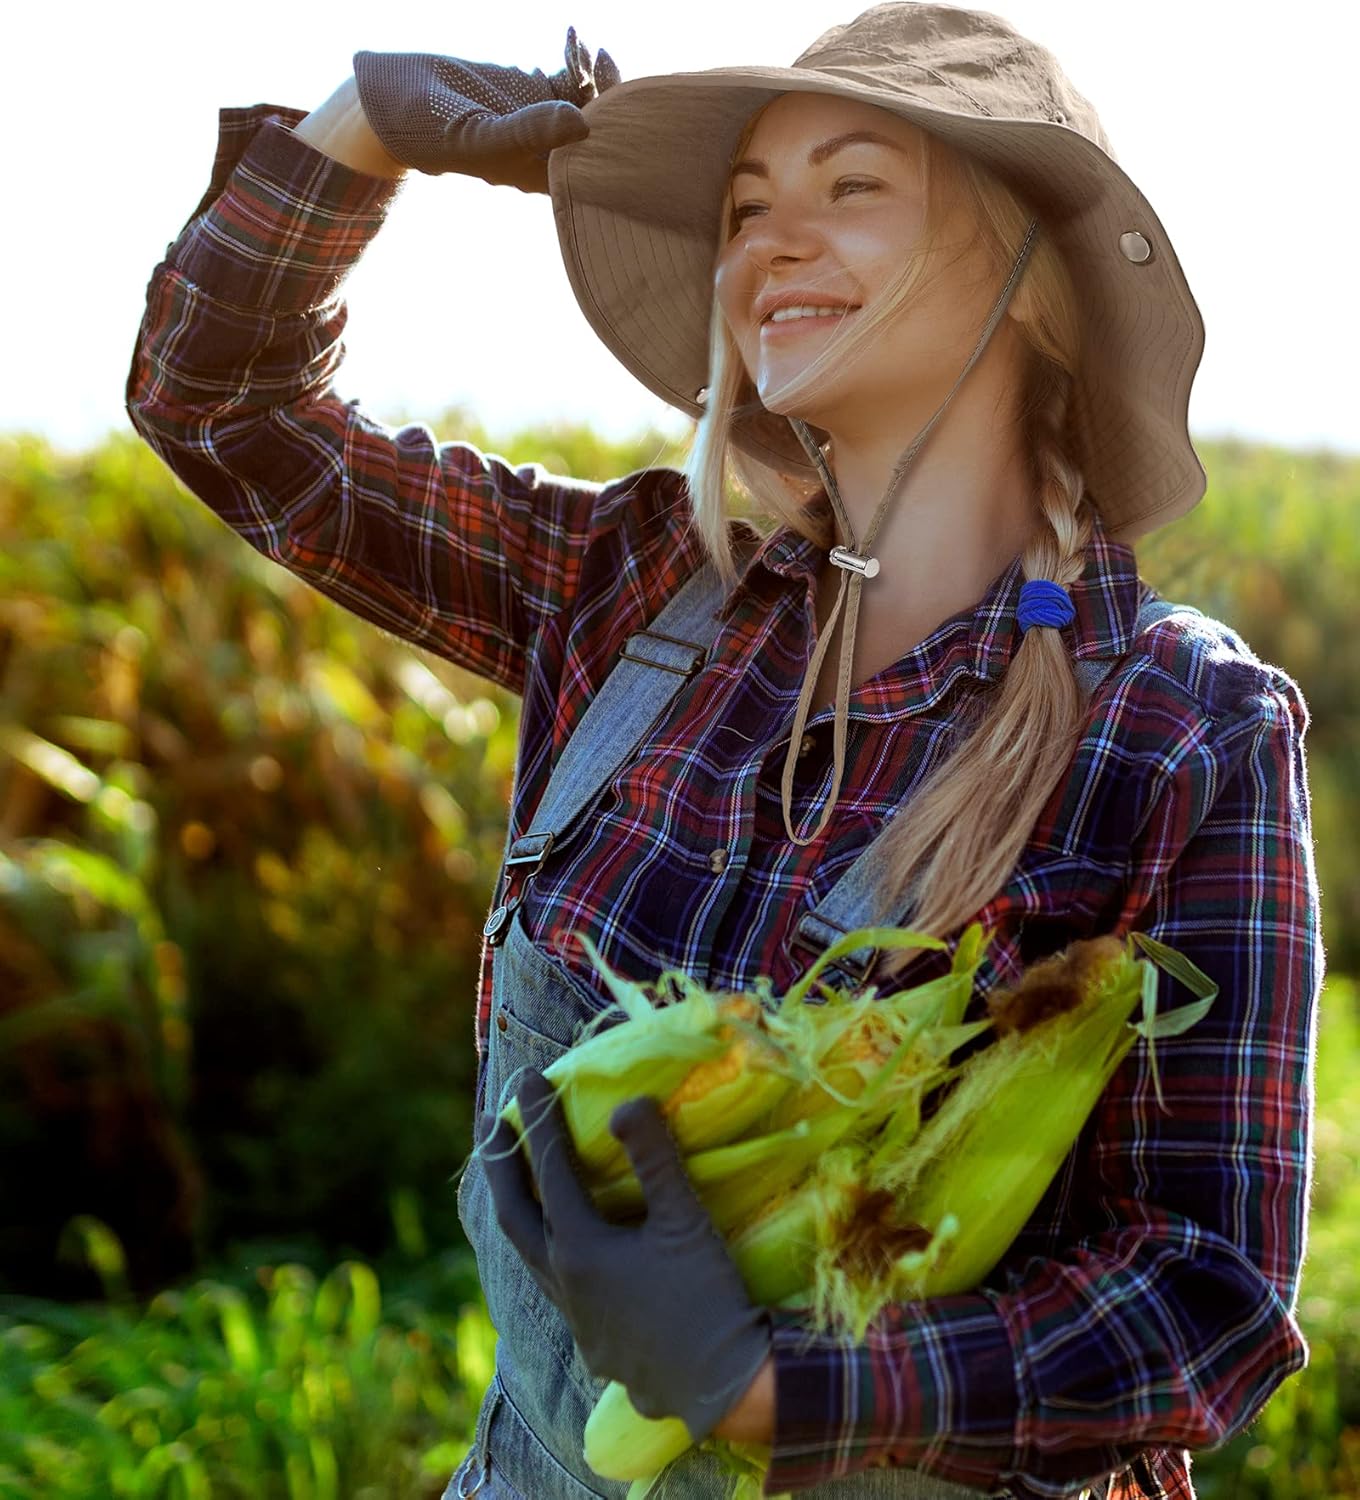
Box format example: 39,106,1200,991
762,663,1321,1498
125,106,695,697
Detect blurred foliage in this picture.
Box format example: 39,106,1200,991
1132,439,1360,965
0,410,698,1300
1190,974,1360,1498
0,416,1356,1496
0,1215,487,1499
0,977,1354,1497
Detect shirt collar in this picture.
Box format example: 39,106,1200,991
720,503,1145,693
967,508,1145,681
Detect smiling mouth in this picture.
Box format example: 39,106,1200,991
761,306,862,333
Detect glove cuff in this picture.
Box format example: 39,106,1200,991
680,1309,775,1446
353,51,481,176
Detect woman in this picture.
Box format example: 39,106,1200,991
125,6,1321,1499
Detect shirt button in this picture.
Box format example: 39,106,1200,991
709,847,729,873
798,732,815,758
496,1010,508,1032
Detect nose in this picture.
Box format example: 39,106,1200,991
738,202,822,272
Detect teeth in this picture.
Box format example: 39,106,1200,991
767,304,857,323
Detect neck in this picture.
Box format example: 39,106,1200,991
816,401,1037,631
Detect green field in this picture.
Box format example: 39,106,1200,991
0,422,1356,1497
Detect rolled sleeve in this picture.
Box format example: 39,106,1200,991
167,104,403,312
126,106,704,695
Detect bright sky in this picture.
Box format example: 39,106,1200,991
6,0,1356,456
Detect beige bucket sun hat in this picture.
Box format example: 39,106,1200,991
547,1,1207,544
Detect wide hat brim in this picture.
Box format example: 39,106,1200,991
549,64,1208,544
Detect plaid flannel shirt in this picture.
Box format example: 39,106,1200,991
126,104,1323,1500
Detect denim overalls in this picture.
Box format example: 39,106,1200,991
445,543,1179,1500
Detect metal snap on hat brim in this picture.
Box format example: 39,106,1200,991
547,35,1208,545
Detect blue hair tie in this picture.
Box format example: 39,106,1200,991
1017,579,1076,634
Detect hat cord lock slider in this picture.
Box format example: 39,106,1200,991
829,545,880,579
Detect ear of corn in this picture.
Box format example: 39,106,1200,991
583,1381,691,1482
563,927,1216,1492
871,937,1146,1295
499,1030,725,1183
725,1144,867,1305
591,1110,861,1234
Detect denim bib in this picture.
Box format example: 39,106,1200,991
443,547,1175,1499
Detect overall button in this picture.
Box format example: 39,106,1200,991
798,732,815,758
708,848,729,874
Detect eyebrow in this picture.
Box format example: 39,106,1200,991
730,130,910,182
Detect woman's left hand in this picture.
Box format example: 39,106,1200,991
480,1067,773,1444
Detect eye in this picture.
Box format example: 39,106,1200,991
730,177,881,227
830,177,879,199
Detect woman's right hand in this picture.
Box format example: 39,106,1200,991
353,26,621,193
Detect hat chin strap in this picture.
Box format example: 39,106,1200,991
779,217,1040,851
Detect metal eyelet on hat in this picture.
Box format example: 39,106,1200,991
1119,230,1154,264
1052,110,1067,125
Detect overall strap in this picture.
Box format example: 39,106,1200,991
1070,596,1185,695
481,536,752,946
791,591,1199,983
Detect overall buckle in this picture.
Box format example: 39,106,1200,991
482,832,557,948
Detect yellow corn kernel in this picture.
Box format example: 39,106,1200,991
658,997,796,1153
664,1028,751,1111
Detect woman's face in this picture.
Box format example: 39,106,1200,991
714,91,987,434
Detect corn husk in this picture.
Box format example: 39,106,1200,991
571,928,1216,1495
479,922,982,1488
591,1109,858,1234
491,923,966,1193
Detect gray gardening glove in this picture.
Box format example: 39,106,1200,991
480,1068,773,1444
353,26,621,192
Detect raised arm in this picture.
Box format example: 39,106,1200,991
291,76,407,179
124,37,675,698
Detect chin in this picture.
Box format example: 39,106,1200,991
764,402,837,447
756,379,834,428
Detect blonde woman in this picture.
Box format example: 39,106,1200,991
126,6,1321,1498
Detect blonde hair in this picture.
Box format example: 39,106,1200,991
682,101,1093,978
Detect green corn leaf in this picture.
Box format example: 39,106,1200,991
1139,957,1166,1112
1130,931,1219,1000
572,932,662,1023
1129,932,1218,1111
1129,996,1218,1042
781,926,948,1010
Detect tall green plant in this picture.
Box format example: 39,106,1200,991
0,1217,484,1500
0,424,1354,1309
0,430,509,1293
1136,438,1359,970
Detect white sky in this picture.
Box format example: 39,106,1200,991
4,0,1356,456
